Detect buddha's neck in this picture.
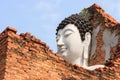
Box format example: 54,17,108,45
67,47,89,67
71,57,83,66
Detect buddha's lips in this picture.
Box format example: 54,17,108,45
60,48,66,52
58,47,67,53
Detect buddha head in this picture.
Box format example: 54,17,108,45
56,14,93,67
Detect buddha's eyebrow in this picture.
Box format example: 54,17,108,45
64,29,74,33
56,33,61,39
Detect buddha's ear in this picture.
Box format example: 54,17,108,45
83,32,91,46
83,32,91,67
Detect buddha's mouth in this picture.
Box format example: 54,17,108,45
58,47,67,53
60,48,66,53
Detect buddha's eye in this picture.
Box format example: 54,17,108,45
56,35,60,42
56,37,59,42
64,30,73,37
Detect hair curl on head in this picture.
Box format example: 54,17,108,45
56,14,93,41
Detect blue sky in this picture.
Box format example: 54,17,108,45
0,0,120,52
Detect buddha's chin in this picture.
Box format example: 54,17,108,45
60,51,68,58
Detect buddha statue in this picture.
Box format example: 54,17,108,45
56,14,104,70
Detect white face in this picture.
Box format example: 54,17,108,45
56,24,84,61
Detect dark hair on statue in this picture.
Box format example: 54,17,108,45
56,14,93,41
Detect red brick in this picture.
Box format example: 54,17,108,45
6,26,17,33
0,4,120,80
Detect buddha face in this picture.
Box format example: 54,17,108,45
56,24,84,61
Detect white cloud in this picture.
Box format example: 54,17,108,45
41,13,61,23
50,13,61,22
34,0,61,11
35,1,51,10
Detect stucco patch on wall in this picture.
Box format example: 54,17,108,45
102,29,119,61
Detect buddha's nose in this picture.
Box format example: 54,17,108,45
57,37,64,46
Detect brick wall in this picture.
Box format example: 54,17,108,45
0,26,119,80
0,4,120,80
80,3,120,66
0,28,8,79
1,27,98,80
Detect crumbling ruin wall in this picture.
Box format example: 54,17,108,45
0,26,119,80
79,3,120,66
1,27,99,80
0,27,8,79
0,4,120,80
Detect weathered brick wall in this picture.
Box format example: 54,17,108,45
0,4,120,80
1,27,99,80
0,26,119,80
0,28,8,79
79,3,120,66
